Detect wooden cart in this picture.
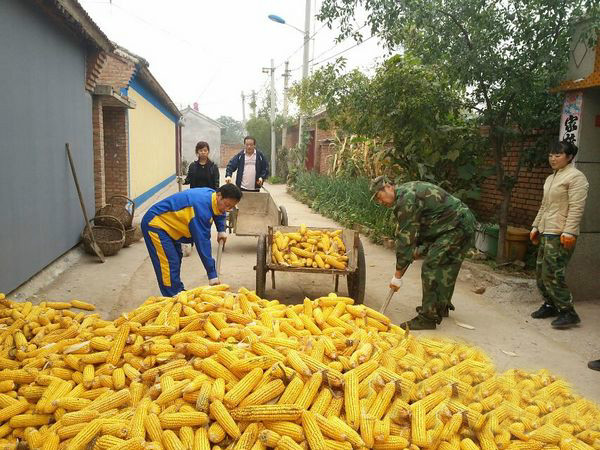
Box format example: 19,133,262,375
227,190,288,236
255,226,366,304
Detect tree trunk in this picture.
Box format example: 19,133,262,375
496,187,511,263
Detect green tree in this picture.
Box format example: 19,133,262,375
216,115,244,145
290,55,484,198
318,0,598,261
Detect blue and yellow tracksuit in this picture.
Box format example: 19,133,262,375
141,188,226,297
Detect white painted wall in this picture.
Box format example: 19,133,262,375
181,109,222,167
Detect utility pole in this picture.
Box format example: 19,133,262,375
251,90,257,117
298,0,311,147
241,91,247,134
262,59,277,177
281,61,291,150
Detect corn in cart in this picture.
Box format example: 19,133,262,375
255,225,366,303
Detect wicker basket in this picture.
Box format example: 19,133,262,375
81,215,125,256
95,195,135,229
124,223,142,247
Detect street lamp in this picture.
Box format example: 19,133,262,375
268,0,311,153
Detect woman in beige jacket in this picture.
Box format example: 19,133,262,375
530,140,589,329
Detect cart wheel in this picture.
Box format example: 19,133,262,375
279,206,288,226
256,234,267,298
347,238,366,304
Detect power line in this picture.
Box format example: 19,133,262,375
311,35,375,67
275,23,328,69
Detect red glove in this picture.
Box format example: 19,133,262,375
560,233,576,250
530,228,540,245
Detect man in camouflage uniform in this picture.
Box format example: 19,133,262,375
370,176,476,330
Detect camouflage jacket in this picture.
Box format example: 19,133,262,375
393,181,474,269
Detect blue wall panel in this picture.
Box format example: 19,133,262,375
0,0,95,293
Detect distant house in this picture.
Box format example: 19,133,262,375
94,46,182,208
180,106,224,167
0,0,113,293
554,21,600,302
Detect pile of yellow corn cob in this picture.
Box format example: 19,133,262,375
0,286,599,450
272,225,348,269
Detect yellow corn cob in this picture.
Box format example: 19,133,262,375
240,379,285,407
210,400,241,439
278,377,304,405
210,378,226,403
159,412,209,428
70,300,95,311
163,430,186,450
235,422,260,450
265,422,305,443
295,372,323,409
231,404,303,422
61,409,100,426
260,429,283,447
66,418,103,450
275,436,304,450
344,370,360,430
208,422,227,443
193,427,210,450
224,367,263,408
179,426,195,450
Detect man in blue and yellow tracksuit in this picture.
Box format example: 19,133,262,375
141,184,242,297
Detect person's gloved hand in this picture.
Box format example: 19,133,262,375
176,176,185,184
209,278,220,286
217,232,227,244
560,233,576,250
530,227,540,245
225,177,232,184
389,276,403,292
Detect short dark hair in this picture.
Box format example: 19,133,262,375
218,183,242,201
244,136,256,145
195,141,210,152
550,140,578,158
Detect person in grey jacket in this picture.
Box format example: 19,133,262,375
224,136,269,191
529,140,589,329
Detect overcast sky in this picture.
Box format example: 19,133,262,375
78,0,388,122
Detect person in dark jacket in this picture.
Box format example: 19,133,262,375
179,141,219,190
224,136,269,191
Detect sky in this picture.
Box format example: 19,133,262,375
78,0,388,122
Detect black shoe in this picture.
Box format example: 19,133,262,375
531,303,559,319
400,315,437,330
588,360,600,371
551,309,581,329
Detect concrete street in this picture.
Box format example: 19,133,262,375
12,173,600,402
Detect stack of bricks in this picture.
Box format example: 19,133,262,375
472,140,552,228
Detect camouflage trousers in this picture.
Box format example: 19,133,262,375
419,216,475,322
536,235,574,311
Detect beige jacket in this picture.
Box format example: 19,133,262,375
532,164,589,235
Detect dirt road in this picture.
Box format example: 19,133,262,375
14,176,600,402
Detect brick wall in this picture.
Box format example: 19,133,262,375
92,97,105,211
85,50,108,93
315,127,336,174
220,143,241,168
96,53,136,91
102,107,129,200
471,140,552,227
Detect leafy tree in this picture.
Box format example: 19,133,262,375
317,0,599,261
290,55,484,199
216,116,245,145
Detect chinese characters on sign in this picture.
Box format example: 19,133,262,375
560,91,583,146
